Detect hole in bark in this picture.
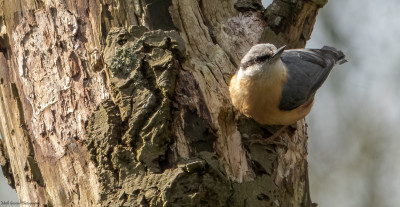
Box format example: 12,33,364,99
158,146,175,172
49,7,57,19
257,193,270,201
68,52,81,80
132,189,141,195
183,108,216,153
59,41,66,52
116,32,129,46
56,57,63,77
117,39,127,45
252,160,268,176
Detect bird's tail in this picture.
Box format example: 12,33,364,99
322,46,348,65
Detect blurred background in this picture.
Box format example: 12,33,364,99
306,1,400,207
0,135,18,203
267,0,400,206
1,1,400,206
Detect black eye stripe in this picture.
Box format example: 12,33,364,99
241,53,271,69
255,54,270,62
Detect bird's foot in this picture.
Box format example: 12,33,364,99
244,125,288,146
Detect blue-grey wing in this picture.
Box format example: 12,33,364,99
278,46,346,111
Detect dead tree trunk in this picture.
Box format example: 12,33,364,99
0,0,327,206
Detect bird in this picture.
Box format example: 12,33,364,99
229,43,347,126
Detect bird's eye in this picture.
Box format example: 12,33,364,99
255,54,270,62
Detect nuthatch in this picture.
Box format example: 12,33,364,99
229,43,347,125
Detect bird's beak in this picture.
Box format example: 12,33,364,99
271,45,286,61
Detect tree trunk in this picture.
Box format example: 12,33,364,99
0,0,327,206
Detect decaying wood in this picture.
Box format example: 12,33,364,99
0,0,326,206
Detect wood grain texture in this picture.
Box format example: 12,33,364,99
0,0,326,206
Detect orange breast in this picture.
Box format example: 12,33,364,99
229,72,314,125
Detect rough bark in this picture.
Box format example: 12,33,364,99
0,0,326,206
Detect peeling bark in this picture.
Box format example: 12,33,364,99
0,0,326,206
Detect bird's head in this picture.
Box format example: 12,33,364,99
238,44,286,78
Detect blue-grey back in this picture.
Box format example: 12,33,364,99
278,47,346,111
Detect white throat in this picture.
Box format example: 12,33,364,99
237,59,285,81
